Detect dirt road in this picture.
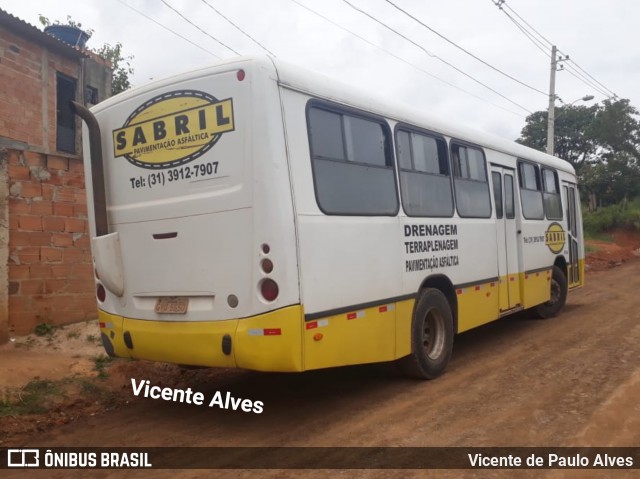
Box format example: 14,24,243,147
3,260,640,478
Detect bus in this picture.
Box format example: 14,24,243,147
73,55,584,379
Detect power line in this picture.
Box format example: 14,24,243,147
341,0,532,113
200,0,275,57
289,0,524,117
159,0,239,56
499,1,552,48
384,0,546,96
115,0,220,58
501,0,615,97
561,66,612,99
491,0,617,99
561,56,617,98
497,6,550,59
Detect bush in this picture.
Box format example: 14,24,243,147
583,198,640,235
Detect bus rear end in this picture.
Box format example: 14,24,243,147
78,57,302,372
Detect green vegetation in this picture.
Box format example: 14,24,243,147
39,15,133,95
582,198,640,235
92,354,114,379
34,323,55,337
0,380,61,416
0,377,118,417
518,99,640,213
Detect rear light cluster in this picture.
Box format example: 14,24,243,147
96,283,106,303
258,243,279,303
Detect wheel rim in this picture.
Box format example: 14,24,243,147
547,278,560,306
422,308,445,360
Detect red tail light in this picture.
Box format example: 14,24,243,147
96,283,106,302
261,258,274,274
260,279,279,302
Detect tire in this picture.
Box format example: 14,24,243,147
534,265,568,319
400,288,454,379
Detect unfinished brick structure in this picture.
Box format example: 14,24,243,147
0,9,112,341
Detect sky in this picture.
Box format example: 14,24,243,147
2,0,638,141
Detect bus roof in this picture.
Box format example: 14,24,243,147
271,57,575,176
94,55,575,176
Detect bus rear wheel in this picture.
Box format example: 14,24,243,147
400,288,454,379
534,265,568,319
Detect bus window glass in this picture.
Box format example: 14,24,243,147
505,174,515,219
452,143,491,218
396,128,453,217
344,115,388,167
520,162,539,190
396,130,412,170
412,134,441,174
518,161,544,220
308,104,398,215
492,172,503,219
542,168,562,220
308,108,345,161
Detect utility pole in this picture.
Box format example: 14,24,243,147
546,45,557,155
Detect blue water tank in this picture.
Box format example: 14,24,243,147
44,25,90,48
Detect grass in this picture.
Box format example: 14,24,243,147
34,323,56,338
583,230,614,242
0,377,119,418
92,354,114,379
585,243,601,254
0,379,61,416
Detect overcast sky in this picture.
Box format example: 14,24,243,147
2,0,638,141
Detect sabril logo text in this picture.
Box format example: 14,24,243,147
545,222,566,254
112,90,234,169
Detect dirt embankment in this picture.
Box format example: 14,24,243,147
585,229,640,271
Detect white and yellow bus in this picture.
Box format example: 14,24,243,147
74,56,583,379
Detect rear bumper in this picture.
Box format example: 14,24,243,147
98,305,304,372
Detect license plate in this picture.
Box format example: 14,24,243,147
155,296,189,314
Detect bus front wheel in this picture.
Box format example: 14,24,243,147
534,265,568,319
400,288,454,379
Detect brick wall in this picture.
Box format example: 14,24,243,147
0,27,79,152
0,15,112,340
6,148,95,335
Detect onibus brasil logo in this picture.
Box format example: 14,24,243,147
112,90,234,169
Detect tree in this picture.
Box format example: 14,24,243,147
39,15,133,95
92,42,133,95
517,99,640,207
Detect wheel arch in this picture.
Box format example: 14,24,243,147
418,274,458,334
554,254,568,278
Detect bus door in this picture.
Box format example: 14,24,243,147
563,183,581,287
491,166,521,311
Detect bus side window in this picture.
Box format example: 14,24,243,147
451,143,491,218
542,168,563,220
492,172,503,219
504,174,515,219
307,104,398,216
396,128,453,217
518,161,544,220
